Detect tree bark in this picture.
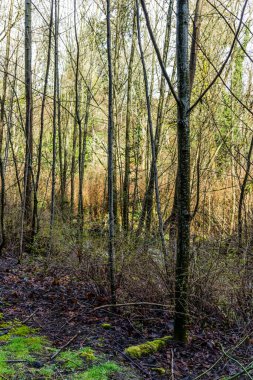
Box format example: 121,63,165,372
137,0,174,236
122,8,136,233
174,0,191,343
136,0,169,276
20,0,33,257
33,0,53,236
107,0,116,304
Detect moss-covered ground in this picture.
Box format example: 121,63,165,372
0,315,135,379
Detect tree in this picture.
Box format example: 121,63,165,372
173,0,191,343
33,0,53,237
20,0,33,256
107,0,116,305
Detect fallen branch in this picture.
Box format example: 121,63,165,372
93,302,171,312
50,332,80,360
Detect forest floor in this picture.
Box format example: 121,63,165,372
0,253,253,379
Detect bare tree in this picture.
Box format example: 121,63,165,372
20,0,33,256
173,0,191,343
33,0,53,237
136,0,169,277
107,0,116,304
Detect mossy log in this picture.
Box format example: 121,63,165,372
124,336,172,359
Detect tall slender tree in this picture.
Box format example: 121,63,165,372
50,0,58,241
107,0,116,305
122,7,136,233
33,0,53,237
20,0,33,256
136,0,169,277
0,0,14,252
173,0,191,343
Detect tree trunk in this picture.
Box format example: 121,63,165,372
107,0,116,304
136,0,169,276
174,0,191,343
122,9,136,233
137,0,174,236
50,0,59,242
20,0,33,257
0,0,14,252
33,0,53,236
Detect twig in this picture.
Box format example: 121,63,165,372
224,364,253,380
50,332,80,360
118,349,151,378
22,309,39,324
221,345,253,380
194,331,251,379
5,360,27,363
171,348,175,380
93,302,171,312
55,316,76,337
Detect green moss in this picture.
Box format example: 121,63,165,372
0,351,15,377
57,347,96,369
12,325,37,336
75,362,120,380
0,321,14,329
0,333,12,342
101,323,112,330
2,335,48,364
57,349,85,370
0,315,135,379
80,347,96,361
34,364,57,378
0,321,36,342
153,367,166,375
6,336,46,354
124,336,172,359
